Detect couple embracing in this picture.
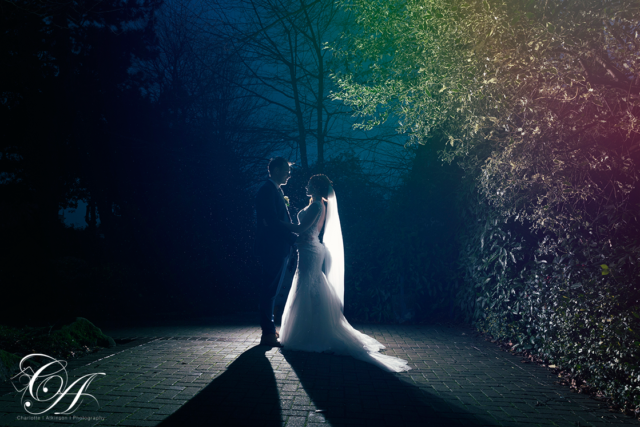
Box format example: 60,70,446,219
255,157,411,373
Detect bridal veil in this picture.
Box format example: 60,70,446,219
322,185,344,310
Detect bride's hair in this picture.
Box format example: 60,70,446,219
307,174,332,204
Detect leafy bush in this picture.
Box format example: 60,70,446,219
0,317,116,382
333,0,640,409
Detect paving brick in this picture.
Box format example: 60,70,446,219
100,404,139,414
118,420,157,426
124,401,163,409
95,412,131,425
0,320,636,426
154,403,185,414
125,407,159,420
144,414,169,422
285,416,307,427
0,415,25,427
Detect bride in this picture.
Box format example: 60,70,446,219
278,174,411,373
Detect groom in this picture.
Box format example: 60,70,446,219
255,157,297,347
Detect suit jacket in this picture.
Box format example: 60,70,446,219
255,180,297,263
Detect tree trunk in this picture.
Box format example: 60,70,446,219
316,43,325,170
289,62,309,170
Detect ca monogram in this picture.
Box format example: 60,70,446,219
12,353,105,415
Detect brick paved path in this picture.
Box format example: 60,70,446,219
0,315,637,427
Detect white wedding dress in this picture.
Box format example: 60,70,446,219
279,189,411,373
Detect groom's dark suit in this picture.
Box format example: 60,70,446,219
255,179,297,335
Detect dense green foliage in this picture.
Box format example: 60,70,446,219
333,0,640,408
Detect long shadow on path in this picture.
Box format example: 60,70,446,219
158,346,281,427
158,344,495,427
281,349,493,427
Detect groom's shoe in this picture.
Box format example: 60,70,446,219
260,334,282,347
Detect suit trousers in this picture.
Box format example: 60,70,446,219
258,249,291,335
